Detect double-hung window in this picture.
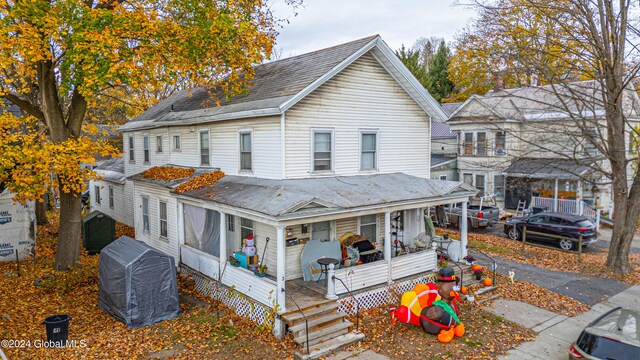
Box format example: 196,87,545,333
240,218,254,240
108,185,114,209
494,175,505,199
159,201,167,238
94,185,101,205
311,221,331,241
143,134,150,163
494,131,506,155
359,215,377,243
464,133,473,155
128,135,135,162
173,134,181,151
200,130,210,166
227,214,235,232
156,135,163,153
360,131,377,171
476,132,487,156
475,174,486,196
142,197,150,232
313,130,332,172
239,131,252,171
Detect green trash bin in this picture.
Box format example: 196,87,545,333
82,211,116,254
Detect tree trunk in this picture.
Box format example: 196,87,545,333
54,184,83,270
606,172,640,274
36,192,49,225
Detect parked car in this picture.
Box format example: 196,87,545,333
439,197,500,229
503,212,597,251
569,307,640,360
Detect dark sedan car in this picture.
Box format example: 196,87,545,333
503,212,597,251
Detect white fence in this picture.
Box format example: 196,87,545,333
530,196,600,228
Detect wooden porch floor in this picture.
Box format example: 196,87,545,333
285,278,330,310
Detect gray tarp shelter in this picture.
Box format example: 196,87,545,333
98,236,180,328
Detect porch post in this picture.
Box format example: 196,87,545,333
384,211,392,284
554,178,559,212
460,201,468,258
276,225,286,312
177,202,185,263
219,212,227,269
576,180,583,215
273,225,287,337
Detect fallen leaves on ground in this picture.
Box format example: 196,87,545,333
0,211,298,359
115,222,135,238
345,303,536,360
471,274,590,317
142,166,195,181
174,170,225,194
435,228,640,285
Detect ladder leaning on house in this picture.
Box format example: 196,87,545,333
515,200,527,218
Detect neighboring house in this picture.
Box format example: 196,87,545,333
447,80,640,216
90,157,134,227
110,35,476,342
430,103,461,181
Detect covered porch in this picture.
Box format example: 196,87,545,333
174,173,476,335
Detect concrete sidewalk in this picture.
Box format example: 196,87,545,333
489,286,640,359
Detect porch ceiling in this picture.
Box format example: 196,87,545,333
503,158,592,180
179,172,476,220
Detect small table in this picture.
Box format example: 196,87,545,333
316,257,340,283
432,238,453,258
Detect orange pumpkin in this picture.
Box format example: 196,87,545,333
471,264,481,271
483,278,493,287
454,323,465,337
460,286,468,295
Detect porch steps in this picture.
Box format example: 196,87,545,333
283,299,364,359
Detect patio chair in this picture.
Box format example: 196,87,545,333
309,262,323,281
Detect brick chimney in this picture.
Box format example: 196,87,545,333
492,71,504,91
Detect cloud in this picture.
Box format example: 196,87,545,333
269,0,476,56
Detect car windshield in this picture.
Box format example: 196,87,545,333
576,331,639,360
576,308,640,360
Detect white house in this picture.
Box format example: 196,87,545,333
107,35,476,352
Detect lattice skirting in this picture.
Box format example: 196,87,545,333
179,265,274,327
337,272,438,315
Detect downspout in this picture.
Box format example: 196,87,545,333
280,112,286,179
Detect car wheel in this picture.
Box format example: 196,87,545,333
508,227,521,240
558,238,576,251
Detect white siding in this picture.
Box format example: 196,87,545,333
285,52,431,179
333,261,388,294
390,250,437,280
123,116,282,179
89,180,134,227
336,217,357,237
133,183,180,261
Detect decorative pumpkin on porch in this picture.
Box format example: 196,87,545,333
390,267,465,343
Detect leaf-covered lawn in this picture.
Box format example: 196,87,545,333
436,228,640,285
346,304,537,360
0,213,298,359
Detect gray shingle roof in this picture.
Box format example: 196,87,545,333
95,157,126,184
449,80,640,122
1,99,22,117
441,102,462,117
179,173,476,219
431,154,456,168
120,35,448,131
503,158,591,179
431,121,456,139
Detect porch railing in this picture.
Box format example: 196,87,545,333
332,275,361,333
287,293,309,355
530,196,600,229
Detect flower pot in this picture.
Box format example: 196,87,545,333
475,274,482,280
254,271,266,278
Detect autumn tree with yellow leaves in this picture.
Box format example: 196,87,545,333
0,0,280,270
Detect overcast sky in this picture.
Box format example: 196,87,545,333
269,0,477,58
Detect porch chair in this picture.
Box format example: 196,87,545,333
308,262,323,281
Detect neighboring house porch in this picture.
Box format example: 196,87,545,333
502,158,603,225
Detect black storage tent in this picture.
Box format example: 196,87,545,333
98,236,180,328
